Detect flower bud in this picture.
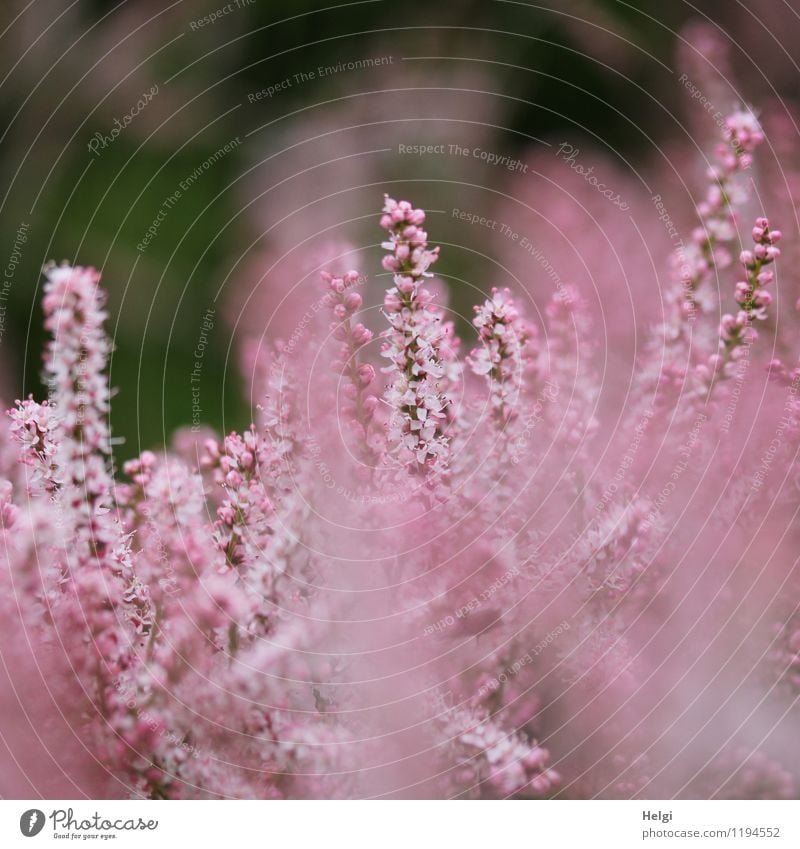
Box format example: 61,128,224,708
344,292,362,310
357,364,375,387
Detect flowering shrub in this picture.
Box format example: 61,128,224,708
2,108,799,800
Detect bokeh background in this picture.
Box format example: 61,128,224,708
1,0,798,460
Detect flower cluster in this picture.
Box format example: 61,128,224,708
6,266,151,776
441,705,559,798
468,287,532,428
379,196,452,479
581,498,656,609
323,270,380,464
8,397,60,491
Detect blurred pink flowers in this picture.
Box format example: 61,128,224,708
1,107,799,801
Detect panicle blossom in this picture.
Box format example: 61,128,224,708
259,346,301,467
35,266,126,563
581,497,658,610
6,265,151,757
379,196,452,479
468,287,532,428
42,264,112,457
543,285,598,447
117,450,213,606
670,109,765,329
651,109,767,409
203,427,275,570
440,702,558,798
322,269,381,464
27,266,136,572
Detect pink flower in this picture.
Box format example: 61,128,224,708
8,397,60,491
468,287,532,428
379,196,452,481
322,270,382,465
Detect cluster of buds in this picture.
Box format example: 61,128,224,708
380,196,440,285
121,449,158,493
736,217,782,317
322,270,380,464
767,358,800,385
704,217,781,388
721,110,765,164
203,428,274,571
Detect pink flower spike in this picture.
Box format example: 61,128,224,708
322,266,382,466
379,196,453,482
